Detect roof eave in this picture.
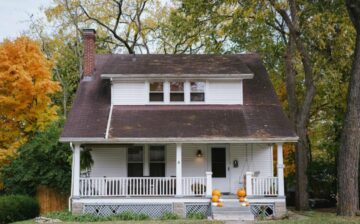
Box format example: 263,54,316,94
101,73,254,80
59,136,299,144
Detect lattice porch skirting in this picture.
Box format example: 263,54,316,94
185,203,212,217
250,203,275,218
83,203,173,218
83,202,212,218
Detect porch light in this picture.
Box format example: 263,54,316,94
196,150,203,157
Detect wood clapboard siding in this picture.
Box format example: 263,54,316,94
112,82,146,105
166,144,208,177
206,81,243,104
111,80,243,105
229,144,273,193
90,147,127,177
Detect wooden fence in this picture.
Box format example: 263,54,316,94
36,186,68,214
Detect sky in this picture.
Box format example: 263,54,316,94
0,0,51,41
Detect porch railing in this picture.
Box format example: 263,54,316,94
79,176,208,197
182,177,207,196
246,173,279,196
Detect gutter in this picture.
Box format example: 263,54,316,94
105,104,113,139
101,73,254,80
60,136,299,144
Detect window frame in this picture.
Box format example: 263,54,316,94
190,81,206,102
149,81,164,102
149,145,166,177
147,80,206,104
127,145,144,177
169,81,185,102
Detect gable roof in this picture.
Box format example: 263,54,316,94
60,53,297,143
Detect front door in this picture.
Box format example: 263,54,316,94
211,147,230,193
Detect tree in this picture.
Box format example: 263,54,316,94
162,0,353,210
337,0,360,216
0,122,71,195
0,37,60,164
44,0,166,54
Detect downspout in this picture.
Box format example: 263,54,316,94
105,104,113,139
68,142,75,212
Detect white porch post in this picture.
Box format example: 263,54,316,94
206,171,213,198
73,143,81,197
246,171,253,196
176,143,182,197
277,143,285,197
144,145,149,176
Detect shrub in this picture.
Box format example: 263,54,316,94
113,212,149,220
0,195,39,224
0,122,72,195
45,211,149,222
160,212,179,220
188,212,206,219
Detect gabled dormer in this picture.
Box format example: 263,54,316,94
100,55,254,105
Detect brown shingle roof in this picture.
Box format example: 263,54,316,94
60,54,297,141
99,54,253,75
108,105,295,139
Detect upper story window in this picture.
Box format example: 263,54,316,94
149,82,164,102
190,81,205,102
170,81,184,102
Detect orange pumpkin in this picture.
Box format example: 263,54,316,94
212,189,221,197
217,202,224,207
212,195,220,202
237,188,246,197
239,197,245,202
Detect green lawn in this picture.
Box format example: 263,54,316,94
261,209,360,224
13,210,360,224
14,220,222,224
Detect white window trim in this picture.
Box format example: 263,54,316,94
148,81,165,103
189,81,206,103
147,80,207,105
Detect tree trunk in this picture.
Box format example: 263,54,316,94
284,36,297,123
337,0,360,216
295,125,310,210
337,27,360,218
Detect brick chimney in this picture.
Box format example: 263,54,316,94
83,29,96,79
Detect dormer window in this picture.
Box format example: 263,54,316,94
150,82,164,102
190,81,205,102
170,81,184,102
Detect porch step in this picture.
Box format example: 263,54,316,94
212,201,254,221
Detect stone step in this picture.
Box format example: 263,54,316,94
213,207,250,212
213,213,254,221
212,203,254,221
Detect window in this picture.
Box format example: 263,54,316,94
150,82,164,102
128,146,144,177
170,82,184,102
149,146,165,177
190,81,205,102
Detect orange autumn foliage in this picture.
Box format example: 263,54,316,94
0,37,60,164
273,143,296,177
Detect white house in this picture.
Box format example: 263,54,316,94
60,29,298,221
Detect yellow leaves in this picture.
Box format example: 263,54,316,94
0,37,60,164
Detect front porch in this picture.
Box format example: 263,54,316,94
70,142,286,218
